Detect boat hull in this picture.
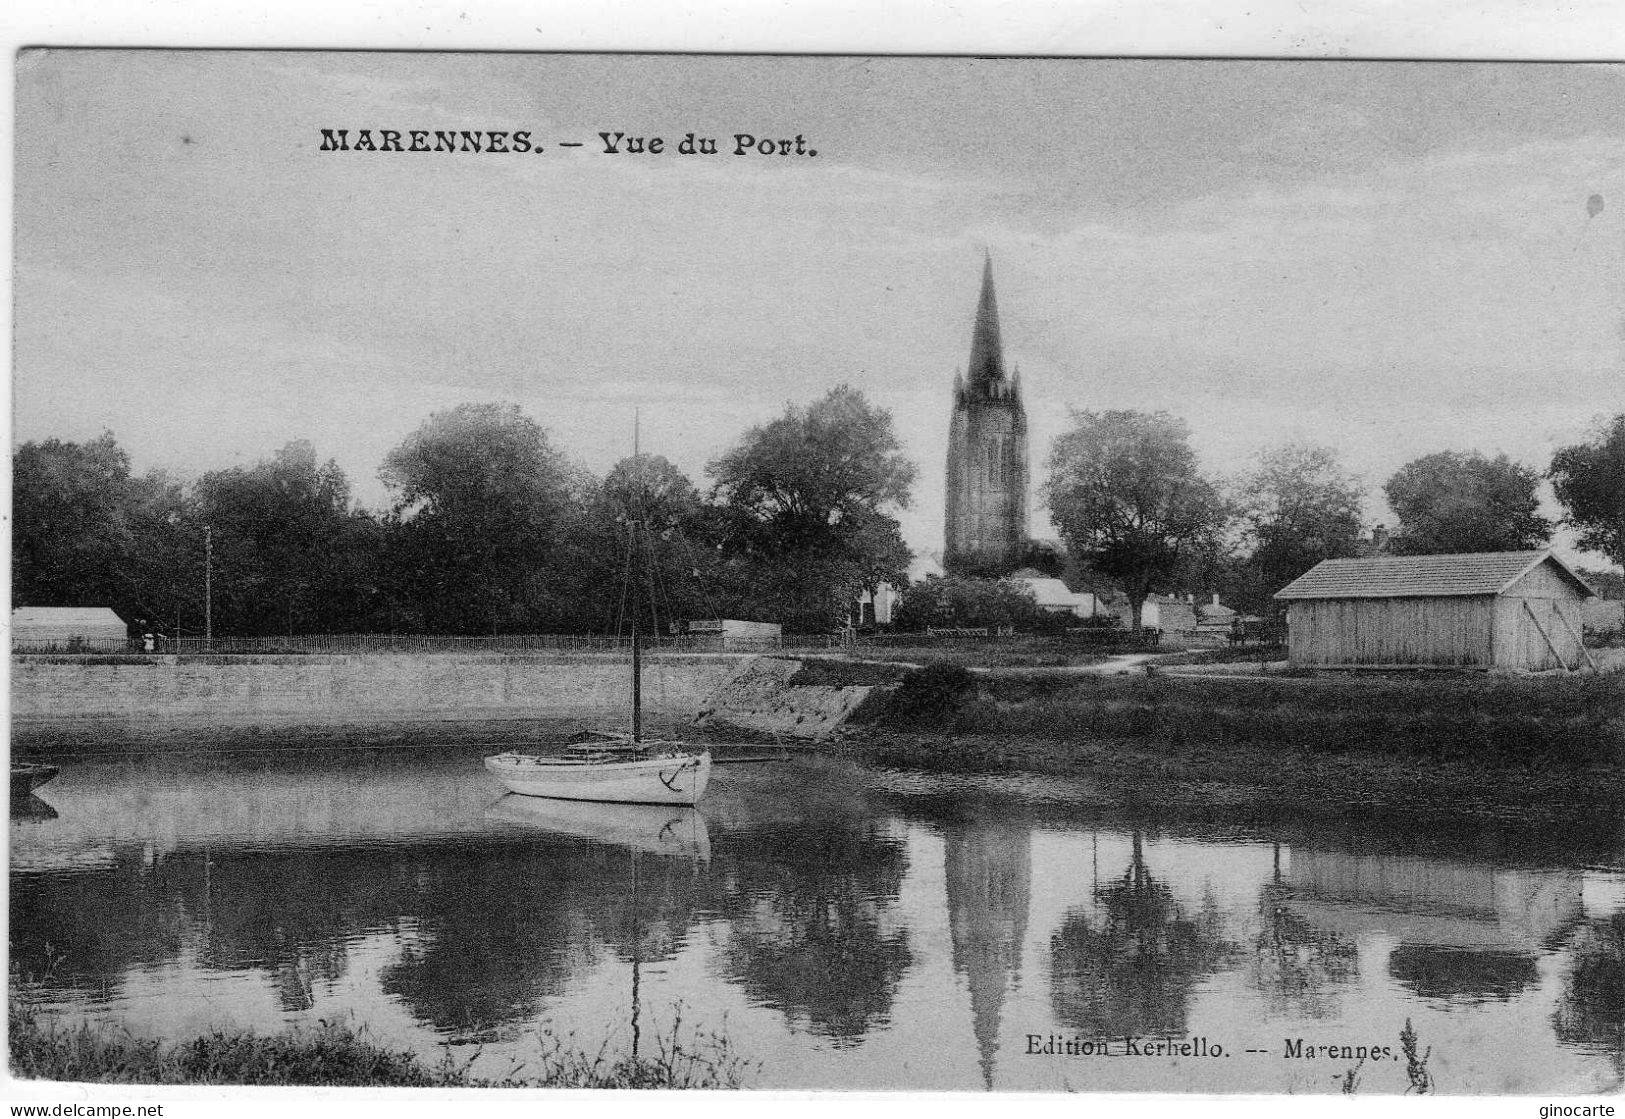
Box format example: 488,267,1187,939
11,764,59,798
484,751,711,806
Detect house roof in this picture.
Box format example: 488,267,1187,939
1014,576,1094,609
1274,551,1595,601
11,606,127,628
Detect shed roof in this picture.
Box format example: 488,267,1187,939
11,606,127,628
1274,551,1595,601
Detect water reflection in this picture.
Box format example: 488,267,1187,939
1049,831,1239,1038
708,816,912,1046
942,814,1029,1089
1248,882,1360,1019
1278,844,1586,1009
1554,914,1625,1079
486,797,710,861
9,752,1624,1092
11,847,186,995
11,795,58,822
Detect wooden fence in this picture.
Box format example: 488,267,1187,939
12,632,846,656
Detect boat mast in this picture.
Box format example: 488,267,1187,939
631,411,642,746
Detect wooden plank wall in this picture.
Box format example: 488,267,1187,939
1287,596,1494,667
1492,591,1585,671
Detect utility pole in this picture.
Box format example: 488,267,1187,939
630,410,642,746
204,524,213,649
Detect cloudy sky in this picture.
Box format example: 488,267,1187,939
14,52,1625,568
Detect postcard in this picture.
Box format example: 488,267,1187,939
9,50,1623,1104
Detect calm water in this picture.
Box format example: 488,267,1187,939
9,744,1624,1094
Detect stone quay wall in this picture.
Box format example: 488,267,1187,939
10,653,744,730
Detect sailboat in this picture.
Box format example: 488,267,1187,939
483,736,712,806
484,420,713,806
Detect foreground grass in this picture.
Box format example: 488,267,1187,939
10,985,754,1088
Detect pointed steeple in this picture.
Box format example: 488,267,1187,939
967,252,1007,388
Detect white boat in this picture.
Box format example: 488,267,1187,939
485,739,712,806
483,419,713,806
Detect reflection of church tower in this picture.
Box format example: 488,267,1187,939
944,254,1030,575
944,818,1032,1090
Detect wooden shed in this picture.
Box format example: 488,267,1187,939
11,606,130,652
1273,551,1596,672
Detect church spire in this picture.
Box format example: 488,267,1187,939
967,252,1007,388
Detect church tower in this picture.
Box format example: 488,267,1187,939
944,255,1030,575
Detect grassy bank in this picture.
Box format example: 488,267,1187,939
9,988,753,1088
839,666,1625,819
877,669,1623,763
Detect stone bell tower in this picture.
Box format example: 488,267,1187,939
944,254,1029,576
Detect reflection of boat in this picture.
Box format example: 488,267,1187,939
9,794,59,822
484,422,711,806
485,793,711,861
11,763,59,798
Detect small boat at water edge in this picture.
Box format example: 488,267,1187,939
485,737,712,806
11,763,59,798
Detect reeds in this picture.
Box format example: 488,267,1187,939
10,976,754,1088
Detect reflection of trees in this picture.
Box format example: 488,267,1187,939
1387,945,1539,1003
10,852,185,995
1050,833,1237,1037
11,835,703,1040
710,821,912,1046
1247,883,1359,1019
1553,914,1625,1080
183,847,415,1012
593,851,707,966
380,839,703,1040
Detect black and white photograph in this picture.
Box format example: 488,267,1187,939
7,47,1624,1104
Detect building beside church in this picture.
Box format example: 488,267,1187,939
1274,550,1595,671
944,256,1029,576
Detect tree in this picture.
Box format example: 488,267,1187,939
1044,410,1228,630
194,441,380,635
1383,451,1551,555
11,432,193,631
707,386,915,631
13,432,137,609
891,574,1042,632
1237,443,1366,604
1578,567,1624,600
1550,414,1625,570
380,403,575,633
562,453,724,634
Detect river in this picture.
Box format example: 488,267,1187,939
9,741,1623,1093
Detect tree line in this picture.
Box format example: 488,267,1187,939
13,394,1622,638
11,388,913,637
1039,409,1625,628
